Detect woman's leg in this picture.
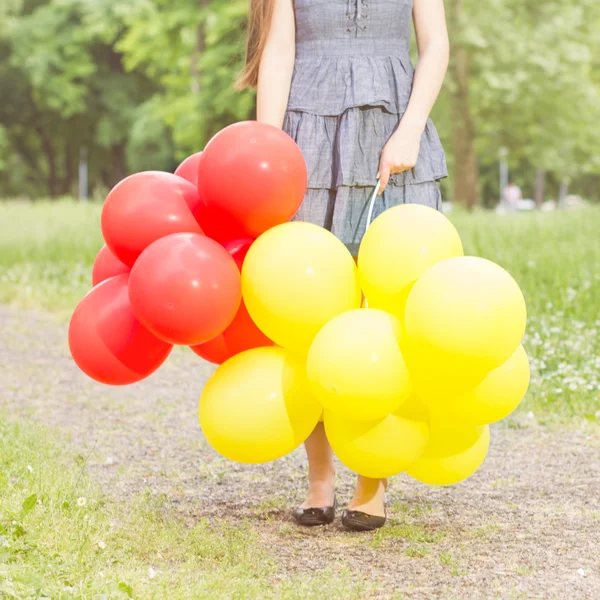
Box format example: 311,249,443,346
345,257,386,519
347,476,387,518
298,422,336,509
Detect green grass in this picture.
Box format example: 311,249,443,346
0,418,374,599
0,200,103,312
1,200,599,421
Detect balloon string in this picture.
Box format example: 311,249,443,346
363,179,380,309
365,179,381,232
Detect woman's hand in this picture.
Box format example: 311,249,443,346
377,120,423,194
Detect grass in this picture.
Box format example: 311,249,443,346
0,200,103,312
0,417,375,599
1,199,598,421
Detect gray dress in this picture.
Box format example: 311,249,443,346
283,0,448,253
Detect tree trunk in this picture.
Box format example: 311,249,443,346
534,169,545,208
110,143,127,188
61,140,75,196
448,0,478,209
558,181,568,209
190,1,209,96
35,125,57,198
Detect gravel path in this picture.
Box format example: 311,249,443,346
2,306,599,599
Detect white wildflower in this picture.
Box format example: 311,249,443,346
148,567,158,580
27,465,33,473
77,497,87,507
97,540,106,550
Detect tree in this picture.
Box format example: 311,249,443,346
444,0,600,206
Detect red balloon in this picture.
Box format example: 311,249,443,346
191,237,271,364
101,171,203,267
128,233,241,346
222,238,254,270
69,275,172,385
191,302,272,365
174,152,203,186
197,122,307,242
92,244,130,286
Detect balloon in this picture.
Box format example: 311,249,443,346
222,238,254,270
242,222,361,352
191,302,273,365
406,426,490,486
395,393,429,422
404,257,527,396
445,345,530,425
307,309,412,421
92,244,130,286
174,152,203,186
199,347,322,464
197,122,307,242
101,171,203,267
324,409,429,479
128,233,241,346
191,237,271,364
423,415,486,458
358,204,463,319
69,275,172,385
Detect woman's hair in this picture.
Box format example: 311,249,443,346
236,0,275,89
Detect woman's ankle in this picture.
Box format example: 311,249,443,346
308,465,336,486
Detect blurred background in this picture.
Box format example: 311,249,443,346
1,0,599,208
1,4,599,595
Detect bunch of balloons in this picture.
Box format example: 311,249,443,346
69,122,306,384
200,205,529,486
69,119,529,488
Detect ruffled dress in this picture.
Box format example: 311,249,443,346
283,0,448,253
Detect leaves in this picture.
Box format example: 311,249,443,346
118,581,134,597
21,494,38,516
0,0,599,202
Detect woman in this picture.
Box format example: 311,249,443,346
237,0,449,531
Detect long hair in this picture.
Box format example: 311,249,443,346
236,0,275,89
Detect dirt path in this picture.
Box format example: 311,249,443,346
2,306,599,599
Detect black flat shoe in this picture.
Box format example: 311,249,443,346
293,497,336,527
342,509,386,532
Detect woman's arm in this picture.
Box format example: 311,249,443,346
378,0,449,193
256,0,296,128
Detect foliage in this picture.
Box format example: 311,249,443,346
0,0,599,203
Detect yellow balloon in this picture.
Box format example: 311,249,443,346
404,257,527,393
242,222,361,352
395,393,429,422
307,309,412,421
406,426,490,486
358,204,463,319
423,412,486,458
446,345,530,425
324,408,429,479
199,347,322,464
